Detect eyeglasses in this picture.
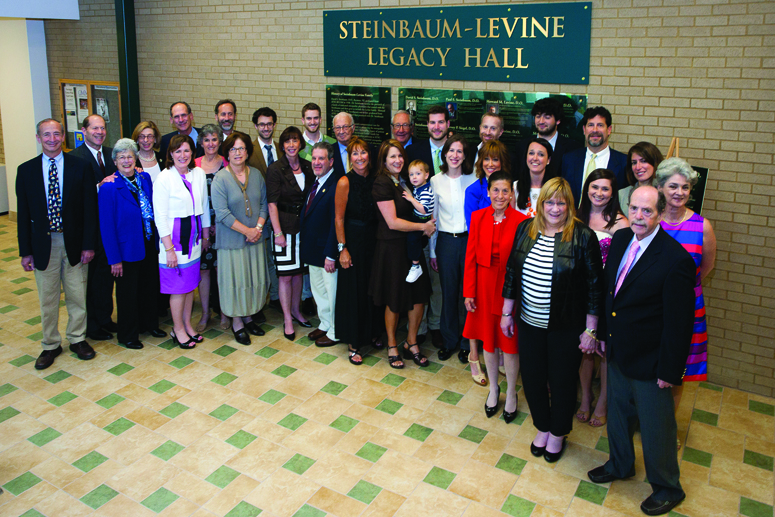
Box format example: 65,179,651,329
230,147,246,153
137,135,155,141
333,125,353,132
257,122,274,129
391,123,412,130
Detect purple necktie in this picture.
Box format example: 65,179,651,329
305,179,320,214
615,241,640,296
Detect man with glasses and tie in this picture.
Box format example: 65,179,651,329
391,110,414,148
331,112,356,176
561,106,628,205
17,119,98,370
248,107,283,178
587,185,695,516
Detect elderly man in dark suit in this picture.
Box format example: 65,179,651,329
69,114,118,340
159,101,204,159
587,185,695,516
17,119,98,370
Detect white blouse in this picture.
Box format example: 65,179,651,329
429,172,477,258
152,167,211,239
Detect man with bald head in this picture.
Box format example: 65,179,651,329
587,185,695,516
160,101,204,159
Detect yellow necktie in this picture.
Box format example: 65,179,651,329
581,153,597,206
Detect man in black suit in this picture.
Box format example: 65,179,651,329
159,101,204,159
406,105,449,177
69,114,118,340
17,119,98,370
331,112,354,176
587,186,695,516
391,110,414,149
516,97,581,177
299,142,341,347
561,106,628,204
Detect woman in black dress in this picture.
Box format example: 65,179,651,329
369,139,436,369
334,137,383,364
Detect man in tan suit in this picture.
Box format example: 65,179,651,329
247,107,284,177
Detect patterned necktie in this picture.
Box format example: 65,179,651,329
614,241,640,296
433,148,441,175
97,150,106,177
265,145,275,166
305,179,320,214
47,158,63,232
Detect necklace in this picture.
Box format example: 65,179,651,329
662,208,690,225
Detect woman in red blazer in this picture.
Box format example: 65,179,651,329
463,171,528,422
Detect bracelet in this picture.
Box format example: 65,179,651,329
274,232,283,237
165,246,175,252
584,329,597,339
501,313,512,318
257,223,264,230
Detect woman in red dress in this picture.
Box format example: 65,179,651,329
463,171,528,421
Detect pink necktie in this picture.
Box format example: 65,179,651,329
614,241,640,296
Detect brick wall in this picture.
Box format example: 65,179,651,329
0,106,5,165
44,0,775,396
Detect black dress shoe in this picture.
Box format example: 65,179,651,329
587,465,636,484
69,341,96,360
284,331,296,341
252,310,267,325
245,321,265,336
35,346,62,370
430,329,444,349
543,437,568,463
87,329,112,341
292,316,312,328
416,333,427,345
484,386,500,418
530,442,546,457
437,348,454,361
640,494,685,516
101,321,119,333
503,396,519,424
458,349,469,364
232,328,251,345
301,297,316,316
145,328,167,338
120,341,144,350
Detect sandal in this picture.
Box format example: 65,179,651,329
171,332,196,350
469,357,488,386
589,413,607,427
195,320,208,333
387,345,404,369
188,333,204,343
575,409,591,423
219,318,230,330
402,342,429,367
348,347,364,365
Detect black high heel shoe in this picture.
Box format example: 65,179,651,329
187,333,204,343
543,436,568,463
530,442,546,457
292,316,312,328
503,395,519,424
485,386,500,418
171,332,196,350
402,342,429,367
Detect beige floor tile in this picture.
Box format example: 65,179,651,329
680,460,710,484
554,443,609,481
7,393,55,419
414,400,475,437
0,411,47,450
169,434,238,478
531,505,567,517
94,493,156,517
97,424,167,465
125,405,172,430
206,412,257,441
0,439,52,484
466,411,522,439
242,417,293,444
281,419,344,459
343,403,394,428
38,397,106,433
512,461,580,513
308,486,368,517
108,454,181,501
273,368,330,401
393,482,469,517
176,382,233,414
678,477,742,517
339,377,396,408
709,454,774,504
462,501,514,517
34,489,94,517
471,432,511,466
154,409,221,446
62,459,125,499
202,474,260,515
115,383,158,405
685,421,745,461
293,390,354,425
303,448,373,494
0,481,58,517
389,378,445,410
224,391,273,417
413,431,479,473
89,399,141,428
167,361,224,391
69,373,131,401
369,428,423,455
243,468,320,517
259,394,304,424
717,403,774,441
360,489,407,517
721,388,749,408
745,435,775,457
364,449,432,496
565,497,629,517
694,386,723,414
334,421,380,455
227,437,295,481
156,496,200,516
601,478,655,517
449,459,517,507
212,349,264,376
31,457,84,488
121,359,179,388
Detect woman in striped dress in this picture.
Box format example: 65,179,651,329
500,178,604,463
656,158,716,407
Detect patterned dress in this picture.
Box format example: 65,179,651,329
660,212,708,381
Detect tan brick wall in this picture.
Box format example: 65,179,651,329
45,0,775,396
0,106,5,165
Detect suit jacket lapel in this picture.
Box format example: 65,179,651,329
61,154,75,210
617,230,664,296
306,172,334,214
116,177,139,207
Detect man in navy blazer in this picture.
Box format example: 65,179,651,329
515,97,582,178
159,101,204,160
299,142,341,347
17,119,97,370
587,186,695,516
406,104,450,177
561,106,628,205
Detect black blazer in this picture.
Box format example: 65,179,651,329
561,147,628,205
16,153,97,270
602,227,696,385
515,134,582,179
265,155,315,235
159,129,205,162
406,139,438,178
299,170,342,267
68,143,117,184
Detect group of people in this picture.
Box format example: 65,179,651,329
18,96,716,516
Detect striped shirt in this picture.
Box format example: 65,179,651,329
521,233,555,329
413,182,434,219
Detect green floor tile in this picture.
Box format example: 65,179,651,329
0,304,19,314
459,425,488,444
668,511,689,517
404,423,433,442
73,451,108,473
361,355,381,366
682,446,712,468
104,417,135,436
699,382,723,392
44,370,71,383
502,494,536,517
596,436,610,454
0,406,20,423
575,480,607,505
744,450,774,471
380,373,405,387
278,413,308,431
283,453,316,475
80,484,119,509
11,277,31,284
19,509,46,517
423,466,456,489
356,442,387,462
160,402,189,418
295,335,316,347
12,287,33,295
149,379,176,394
424,361,443,373
157,339,177,350
740,497,774,517
152,440,185,461
313,352,337,365
330,415,359,433
749,400,775,417
213,345,237,357
28,427,62,447
293,504,326,517
169,356,195,369
256,346,279,358
224,501,263,517
496,453,527,476
271,365,297,378
10,354,35,367
210,404,239,421
24,315,41,325
258,389,286,405
96,393,125,409
0,383,18,397
212,372,238,386
202,328,224,339
437,390,463,405
502,410,528,425
26,331,44,341
48,391,77,406
227,430,257,449
375,398,403,415
347,480,382,505
2,471,42,495
142,487,179,513
206,465,241,488
320,381,347,396
691,409,718,426
3,255,18,262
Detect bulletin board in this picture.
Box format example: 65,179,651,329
59,80,122,151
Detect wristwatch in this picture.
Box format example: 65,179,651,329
337,242,346,252
585,328,597,338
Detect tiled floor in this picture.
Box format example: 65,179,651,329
0,214,773,517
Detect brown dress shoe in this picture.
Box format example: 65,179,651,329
308,329,326,341
69,341,96,360
35,346,62,370
315,335,338,347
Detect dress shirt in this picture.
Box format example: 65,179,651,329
187,127,199,145
429,172,477,258
616,225,660,281
84,143,104,164
307,168,335,262
582,145,611,184
429,140,444,169
338,142,348,169
42,152,65,196
545,131,559,150
260,140,278,165
303,131,322,147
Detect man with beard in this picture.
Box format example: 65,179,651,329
473,112,517,167
299,102,335,161
248,107,283,177
214,99,237,140
159,101,204,159
561,106,628,204
517,97,581,177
